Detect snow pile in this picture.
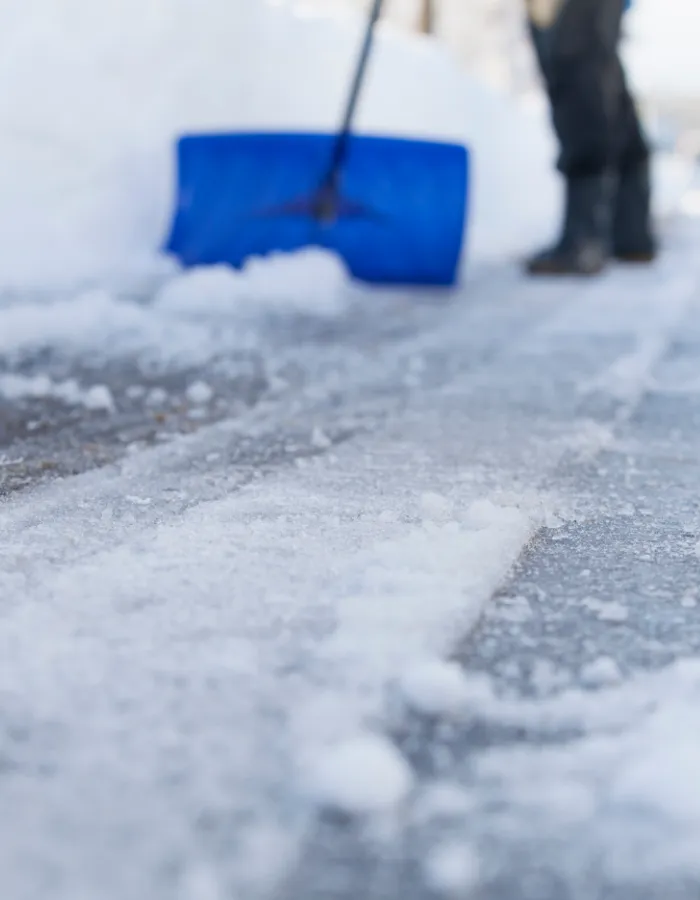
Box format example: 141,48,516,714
0,0,560,290
0,289,159,358
155,249,352,318
0,251,353,363
394,659,486,720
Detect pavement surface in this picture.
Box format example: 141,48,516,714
2,208,700,899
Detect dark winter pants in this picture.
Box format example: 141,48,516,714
528,0,649,179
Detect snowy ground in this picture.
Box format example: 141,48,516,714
3,2,700,898
3,186,700,898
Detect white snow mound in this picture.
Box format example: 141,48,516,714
396,659,482,720
309,732,414,815
155,249,351,318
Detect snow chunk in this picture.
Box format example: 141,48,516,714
310,733,414,815
583,596,629,623
580,656,623,688
411,781,475,825
125,384,146,400
310,427,332,450
155,266,243,314
0,373,54,400
242,250,350,315
83,384,115,412
567,420,616,462
531,659,570,695
681,590,698,609
490,593,532,623
186,381,214,406
396,660,480,720
596,602,629,624
146,387,169,408
423,841,481,896
419,491,454,523
178,864,223,900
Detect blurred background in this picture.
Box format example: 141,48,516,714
299,0,700,153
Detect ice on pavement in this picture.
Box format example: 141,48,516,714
4,203,700,895
448,660,700,885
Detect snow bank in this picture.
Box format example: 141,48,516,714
0,0,689,304
0,0,561,291
0,0,569,360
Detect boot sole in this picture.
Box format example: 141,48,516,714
525,263,606,277
613,252,657,264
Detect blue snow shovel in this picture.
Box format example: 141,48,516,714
164,0,469,287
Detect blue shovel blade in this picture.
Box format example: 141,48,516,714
164,132,469,287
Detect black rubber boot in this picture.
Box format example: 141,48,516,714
526,174,613,276
613,160,657,263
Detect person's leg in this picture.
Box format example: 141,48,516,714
526,0,629,275
612,64,656,261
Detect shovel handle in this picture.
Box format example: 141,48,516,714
319,0,385,200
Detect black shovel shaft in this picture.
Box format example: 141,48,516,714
320,0,384,194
